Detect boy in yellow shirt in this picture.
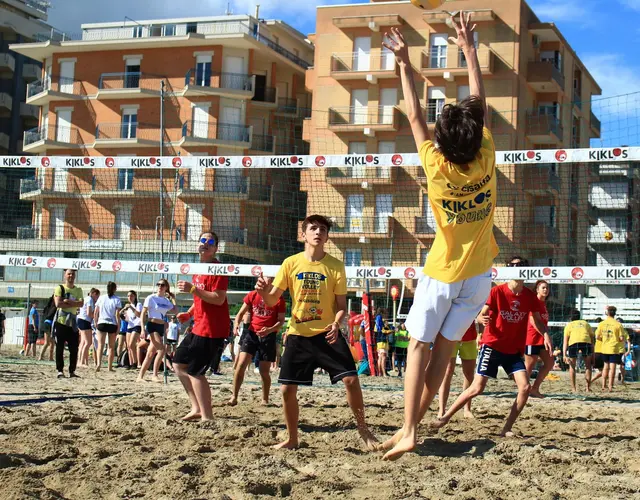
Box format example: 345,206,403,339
595,306,627,392
562,310,595,393
255,215,378,450
380,12,497,460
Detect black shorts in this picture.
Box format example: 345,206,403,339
174,332,224,376
166,338,178,345
602,353,623,365
28,325,38,344
97,323,118,334
278,333,357,386
567,342,593,358
118,329,127,336
146,322,165,339
77,318,92,331
394,346,408,360
476,345,526,379
239,329,277,363
594,352,604,370
525,344,544,356
127,326,142,334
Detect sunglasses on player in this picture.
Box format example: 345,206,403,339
507,260,529,267
200,237,216,246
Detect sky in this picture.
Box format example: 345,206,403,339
46,0,640,145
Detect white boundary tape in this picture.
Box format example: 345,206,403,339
0,145,637,169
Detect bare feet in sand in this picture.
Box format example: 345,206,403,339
261,400,270,407
273,439,299,450
358,428,379,452
226,397,238,407
95,366,101,373
151,375,162,383
135,377,146,383
181,410,201,421
430,416,450,430
463,410,475,419
108,368,115,372
529,388,545,399
382,436,416,461
380,428,403,452
500,430,516,438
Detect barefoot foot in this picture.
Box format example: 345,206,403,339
529,389,545,399
181,410,201,421
429,416,450,430
463,410,476,419
151,375,162,383
380,428,403,452
382,436,416,461
273,439,299,450
358,427,379,452
226,398,238,407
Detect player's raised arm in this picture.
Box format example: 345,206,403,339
255,273,284,307
383,27,430,150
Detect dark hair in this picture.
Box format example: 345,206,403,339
157,278,171,295
434,95,485,165
535,280,549,294
128,290,138,305
199,230,219,245
106,281,117,298
64,268,77,274
507,255,529,267
594,317,603,323
89,288,100,296
606,306,617,317
302,214,332,232
570,309,581,321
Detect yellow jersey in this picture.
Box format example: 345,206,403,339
595,318,626,355
54,285,83,325
616,330,630,354
419,127,499,283
273,252,347,337
563,320,594,346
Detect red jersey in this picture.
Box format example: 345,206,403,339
243,290,286,332
480,283,543,354
525,298,548,346
192,272,229,339
461,323,477,342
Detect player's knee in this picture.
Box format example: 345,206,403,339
281,384,296,398
469,384,484,397
342,375,358,388
520,383,531,395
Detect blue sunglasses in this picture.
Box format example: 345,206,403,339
200,237,216,246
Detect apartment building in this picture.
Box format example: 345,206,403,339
2,13,312,299
303,0,601,303
0,0,52,235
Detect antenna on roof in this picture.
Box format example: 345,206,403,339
225,2,233,15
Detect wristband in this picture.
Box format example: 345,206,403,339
190,285,196,294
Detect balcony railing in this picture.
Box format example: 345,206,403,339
326,166,392,179
249,184,273,202
590,111,601,133
425,102,443,124
525,223,558,245
275,140,309,155
185,68,253,92
251,134,274,152
98,72,165,91
421,47,494,72
88,224,130,240
328,106,397,126
527,60,565,90
253,31,310,69
330,216,393,234
0,92,12,111
25,0,49,14
20,177,43,195
214,175,248,194
523,164,560,192
27,75,86,98
0,52,15,72
252,86,276,104
92,172,137,192
95,122,160,141
17,225,39,239
24,125,82,146
525,112,563,141
330,51,396,73
277,97,298,115
182,120,251,143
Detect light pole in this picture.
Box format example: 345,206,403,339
159,80,165,265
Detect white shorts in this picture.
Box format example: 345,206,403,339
406,270,492,344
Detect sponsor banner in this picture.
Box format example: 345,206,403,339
0,146,638,169
1,256,638,283
548,321,640,329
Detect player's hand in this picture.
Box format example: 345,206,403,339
325,322,340,344
256,327,270,338
177,280,192,293
477,312,490,326
176,312,191,324
544,337,553,356
382,27,409,65
563,356,569,365
254,272,269,293
448,11,477,52
233,323,239,336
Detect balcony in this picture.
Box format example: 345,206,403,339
330,52,398,82
423,9,495,24
23,63,40,82
23,125,84,153
589,183,629,209
20,102,39,122
328,106,400,134
598,164,631,177
90,172,153,198
522,164,560,194
248,184,273,205
249,133,275,153
333,13,403,30
183,69,254,99
213,176,249,199
275,97,299,118
17,225,40,240
525,112,563,144
94,122,160,149
414,216,437,239
180,120,251,149
325,166,395,186
588,225,627,245
523,223,558,246
26,75,87,106
0,92,12,113
19,178,47,200
275,140,309,156
251,86,277,107
421,47,495,79
590,111,601,138
329,216,394,240
0,52,15,73
527,60,565,93
97,72,165,99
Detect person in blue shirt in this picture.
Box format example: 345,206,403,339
26,301,39,357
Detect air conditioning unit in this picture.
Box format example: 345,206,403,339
361,181,371,190
532,35,540,48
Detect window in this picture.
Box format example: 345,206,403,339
163,24,176,36
373,247,391,266
118,169,134,190
429,34,448,68
459,32,478,67
427,87,445,123
538,102,559,118
345,249,362,266
457,85,470,102
186,22,198,34
124,58,141,88
121,108,138,139
541,50,562,71
195,54,212,87
132,26,144,38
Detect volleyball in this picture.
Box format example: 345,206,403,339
604,231,614,241
410,0,446,9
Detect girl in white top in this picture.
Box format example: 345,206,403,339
77,288,100,368
123,290,143,369
137,278,177,383
94,281,122,373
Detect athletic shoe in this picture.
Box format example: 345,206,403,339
69,373,80,378
211,371,223,376
57,372,65,378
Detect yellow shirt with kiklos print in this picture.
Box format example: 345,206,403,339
273,252,347,337
419,127,499,283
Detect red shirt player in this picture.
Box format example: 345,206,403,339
175,231,229,422
228,286,286,406
433,256,547,437
524,279,553,398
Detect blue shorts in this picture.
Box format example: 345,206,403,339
476,345,526,379
602,353,623,364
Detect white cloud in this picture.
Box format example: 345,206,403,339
582,53,640,99
619,0,640,11
529,0,590,21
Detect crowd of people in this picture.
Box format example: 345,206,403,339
5,13,636,460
